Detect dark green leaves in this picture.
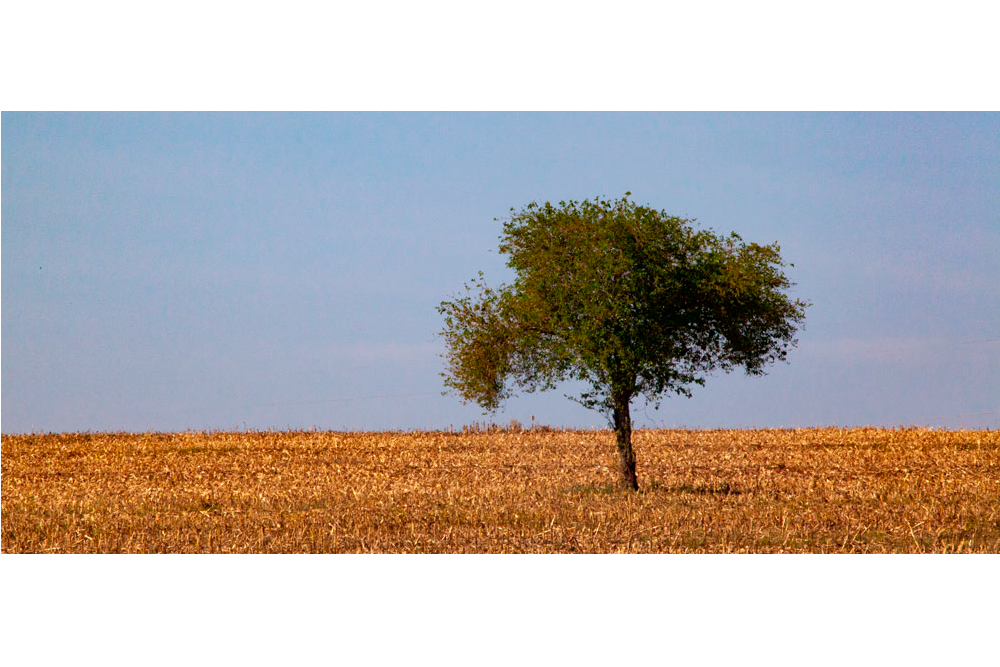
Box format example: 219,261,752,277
439,194,808,418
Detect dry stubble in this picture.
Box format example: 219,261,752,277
2,428,998,553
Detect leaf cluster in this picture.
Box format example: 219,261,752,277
438,194,808,417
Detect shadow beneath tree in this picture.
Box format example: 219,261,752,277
647,481,743,496
563,483,619,495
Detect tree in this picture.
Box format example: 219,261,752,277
437,193,808,490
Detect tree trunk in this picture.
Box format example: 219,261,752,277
612,391,638,491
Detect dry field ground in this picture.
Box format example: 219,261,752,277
2,427,998,553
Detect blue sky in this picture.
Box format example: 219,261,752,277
3,112,998,432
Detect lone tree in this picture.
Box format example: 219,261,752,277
438,194,807,490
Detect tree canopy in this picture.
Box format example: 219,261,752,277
437,193,807,489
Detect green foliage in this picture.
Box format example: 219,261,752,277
437,193,808,420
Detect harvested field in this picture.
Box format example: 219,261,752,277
2,427,998,553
